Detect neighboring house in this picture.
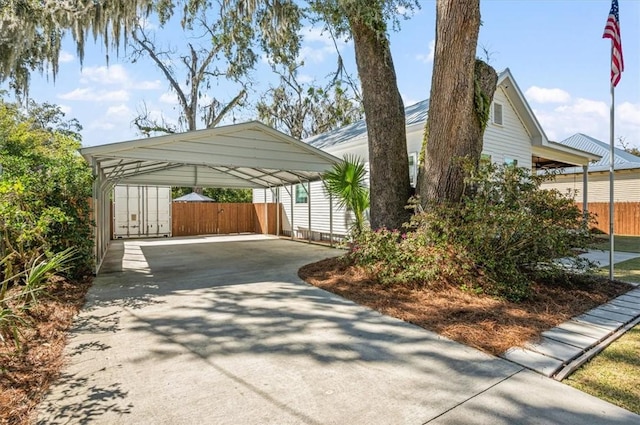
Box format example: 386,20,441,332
541,133,640,203
253,69,599,239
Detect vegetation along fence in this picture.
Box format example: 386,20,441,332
580,202,640,236
171,202,281,237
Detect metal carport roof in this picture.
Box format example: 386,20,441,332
81,120,339,189
82,121,340,273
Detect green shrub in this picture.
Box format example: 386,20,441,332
350,226,483,289
0,99,93,282
350,162,594,301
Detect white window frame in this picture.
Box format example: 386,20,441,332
492,102,504,126
295,182,309,204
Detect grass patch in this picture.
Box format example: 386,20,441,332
590,235,640,253
597,257,640,284
566,326,640,415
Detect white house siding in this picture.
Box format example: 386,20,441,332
253,181,351,237
542,170,640,202
254,85,541,239
482,87,533,169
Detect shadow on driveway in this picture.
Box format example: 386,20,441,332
37,235,640,425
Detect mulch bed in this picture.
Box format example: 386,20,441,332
299,256,632,355
0,278,91,425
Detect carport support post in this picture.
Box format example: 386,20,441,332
307,181,311,243
91,158,99,272
276,187,280,237
329,190,334,248
582,164,589,223
290,184,294,240
263,188,268,235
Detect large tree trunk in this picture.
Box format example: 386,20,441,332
418,0,497,205
348,16,411,231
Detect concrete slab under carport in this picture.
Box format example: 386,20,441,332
37,235,639,424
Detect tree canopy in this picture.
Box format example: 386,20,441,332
0,0,301,97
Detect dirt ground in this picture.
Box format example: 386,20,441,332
0,278,90,425
299,256,632,355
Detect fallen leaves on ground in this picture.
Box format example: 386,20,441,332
0,278,91,425
299,256,631,355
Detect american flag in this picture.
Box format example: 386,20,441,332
603,0,624,87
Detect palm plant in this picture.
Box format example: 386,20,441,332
323,155,370,235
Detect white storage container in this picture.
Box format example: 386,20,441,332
113,185,172,238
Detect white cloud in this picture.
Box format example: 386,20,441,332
297,74,314,84
618,102,640,129
137,17,157,30
106,104,133,119
76,64,160,91
133,79,163,90
58,88,130,102
525,86,571,104
298,26,350,64
555,98,608,118
59,51,75,63
416,40,435,64
532,96,639,148
80,64,130,85
159,91,179,105
88,121,116,130
59,104,72,115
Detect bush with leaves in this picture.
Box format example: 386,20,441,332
0,99,93,283
350,162,594,300
350,226,482,288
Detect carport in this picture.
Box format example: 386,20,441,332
80,121,340,273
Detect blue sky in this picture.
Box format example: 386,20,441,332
15,0,640,149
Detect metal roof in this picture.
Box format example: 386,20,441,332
554,133,640,174
173,192,215,202
81,121,340,189
304,70,518,150
304,98,431,150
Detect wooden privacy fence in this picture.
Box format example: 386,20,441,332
579,202,640,236
172,202,281,237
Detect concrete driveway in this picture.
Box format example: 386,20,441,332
38,235,639,424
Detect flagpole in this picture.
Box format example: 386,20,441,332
608,51,615,280
603,0,622,281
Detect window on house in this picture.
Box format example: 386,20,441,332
493,102,503,126
408,152,418,187
295,183,309,204
504,157,518,167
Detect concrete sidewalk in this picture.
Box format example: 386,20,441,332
503,288,640,379
37,235,639,424
580,249,640,268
